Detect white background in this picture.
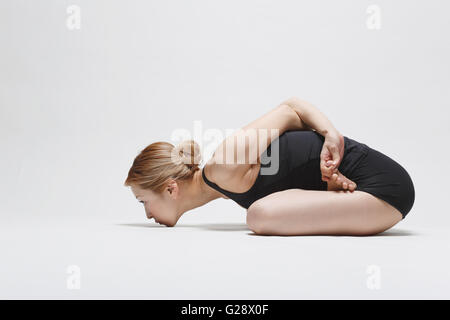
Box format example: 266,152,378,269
1,0,449,299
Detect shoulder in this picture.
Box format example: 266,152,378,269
202,162,230,199
202,157,237,186
203,159,260,194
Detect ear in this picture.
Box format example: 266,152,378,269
166,179,179,196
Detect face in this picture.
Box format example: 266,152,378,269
130,181,180,227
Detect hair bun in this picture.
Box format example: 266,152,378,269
173,140,202,170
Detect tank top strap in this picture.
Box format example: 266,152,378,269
201,166,262,197
201,167,227,193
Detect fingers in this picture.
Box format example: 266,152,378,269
321,161,336,180
330,172,357,192
320,148,332,176
322,163,337,181
322,169,336,181
320,148,341,182
329,145,341,168
322,170,333,181
326,160,336,167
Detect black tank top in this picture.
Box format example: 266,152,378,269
201,130,369,209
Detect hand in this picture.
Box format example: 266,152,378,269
320,130,345,181
320,131,357,192
326,169,357,192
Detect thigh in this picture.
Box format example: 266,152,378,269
246,189,403,236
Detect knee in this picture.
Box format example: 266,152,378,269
246,201,272,234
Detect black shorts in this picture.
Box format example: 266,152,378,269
339,137,415,220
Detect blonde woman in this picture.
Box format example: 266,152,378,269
124,97,415,236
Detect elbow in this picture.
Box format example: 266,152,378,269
282,96,305,108
281,97,308,116
279,99,308,131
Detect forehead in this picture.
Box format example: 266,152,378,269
130,185,154,198
130,185,144,196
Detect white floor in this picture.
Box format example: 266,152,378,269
1,214,449,299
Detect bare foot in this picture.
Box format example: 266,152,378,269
326,170,357,192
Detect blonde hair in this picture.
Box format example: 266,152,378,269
124,140,202,193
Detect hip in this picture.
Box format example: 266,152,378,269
341,143,415,219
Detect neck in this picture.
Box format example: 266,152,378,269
176,168,223,218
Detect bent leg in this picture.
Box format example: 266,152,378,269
246,189,402,236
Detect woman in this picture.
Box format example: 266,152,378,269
124,97,415,236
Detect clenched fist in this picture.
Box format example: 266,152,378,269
320,131,357,192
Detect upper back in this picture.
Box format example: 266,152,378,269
203,161,261,196
201,130,329,209
203,104,302,194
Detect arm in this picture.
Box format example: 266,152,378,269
281,97,339,137
207,103,307,184
282,97,356,190
207,99,355,192
211,104,304,167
